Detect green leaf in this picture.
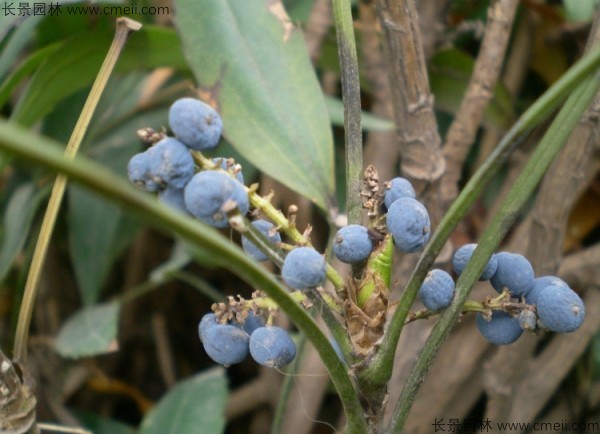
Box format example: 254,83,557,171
564,0,599,22
325,96,394,131
430,48,514,129
0,15,44,80
10,25,187,127
139,368,228,434
68,185,124,305
174,0,335,211
54,301,120,358
0,182,51,282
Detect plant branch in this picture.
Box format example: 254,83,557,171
373,0,445,194
331,0,363,224
440,0,520,207
0,120,369,434
12,17,141,365
387,60,600,434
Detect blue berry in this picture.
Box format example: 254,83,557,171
169,98,223,151
333,225,373,263
536,285,585,333
158,187,190,214
184,170,249,227
249,326,296,368
452,243,498,281
525,276,568,306
241,220,281,262
198,313,219,342
202,323,249,366
518,310,537,331
281,247,327,289
386,197,430,253
127,152,160,192
384,177,416,208
235,311,265,335
147,137,195,190
490,252,534,298
476,311,523,345
212,157,244,184
419,269,455,311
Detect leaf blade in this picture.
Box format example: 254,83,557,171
139,368,228,434
174,0,335,210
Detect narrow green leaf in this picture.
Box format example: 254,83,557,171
55,301,120,358
10,26,187,127
174,0,335,210
68,185,123,305
0,182,51,281
0,15,44,80
324,96,394,131
139,368,228,434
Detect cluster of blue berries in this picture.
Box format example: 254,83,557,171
199,311,296,368
416,242,586,346
127,97,307,369
127,97,247,224
126,99,586,369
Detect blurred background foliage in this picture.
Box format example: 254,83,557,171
1,0,600,433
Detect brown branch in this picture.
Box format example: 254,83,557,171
440,0,520,208
373,0,445,197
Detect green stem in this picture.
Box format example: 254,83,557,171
358,46,600,387
11,18,141,365
331,0,363,224
0,119,368,434
388,62,600,434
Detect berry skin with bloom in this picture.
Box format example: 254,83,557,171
169,98,223,151
476,310,523,345
235,311,265,336
536,285,585,333
249,326,297,368
184,170,249,228
525,276,569,306
202,323,250,366
127,152,160,192
490,252,535,298
386,197,430,253
212,157,244,184
518,310,537,331
241,220,282,262
333,224,373,264
419,269,455,311
281,247,327,289
198,313,219,342
384,177,416,209
452,243,498,281
158,187,189,215
147,137,195,190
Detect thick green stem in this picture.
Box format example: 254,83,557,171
387,67,600,434
0,119,369,434
332,0,363,224
358,46,600,387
